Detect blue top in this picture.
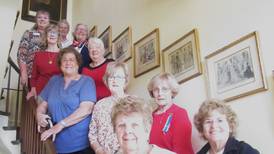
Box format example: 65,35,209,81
40,75,96,153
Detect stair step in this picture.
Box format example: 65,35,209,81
0,115,20,154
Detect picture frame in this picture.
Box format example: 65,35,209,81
99,26,112,56
89,25,97,37
21,0,67,23
162,29,202,84
133,28,160,77
112,27,132,62
205,31,267,102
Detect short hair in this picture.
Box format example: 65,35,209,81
41,24,59,49
111,96,153,133
58,19,70,31
72,23,88,40
88,37,105,49
147,73,179,98
57,47,82,68
194,99,238,140
103,62,129,88
32,10,50,30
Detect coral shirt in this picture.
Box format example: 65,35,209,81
149,103,194,154
82,59,113,101
30,51,61,94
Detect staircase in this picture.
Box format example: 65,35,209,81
0,98,20,154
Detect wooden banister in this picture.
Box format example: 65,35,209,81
20,95,56,154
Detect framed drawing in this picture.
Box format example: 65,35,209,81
21,0,67,23
162,29,202,84
105,52,113,59
133,28,160,77
112,27,132,62
205,31,267,102
89,25,97,37
99,26,112,56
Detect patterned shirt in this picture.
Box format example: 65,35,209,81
89,96,120,153
17,29,44,77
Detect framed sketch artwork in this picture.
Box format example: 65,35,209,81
89,25,97,37
112,27,132,62
21,0,67,23
99,26,112,56
205,31,267,102
133,28,160,77
162,29,202,83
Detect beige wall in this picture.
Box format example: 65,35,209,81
72,0,274,153
0,0,20,87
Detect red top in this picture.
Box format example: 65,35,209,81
30,51,61,94
149,103,194,154
82,59,113,101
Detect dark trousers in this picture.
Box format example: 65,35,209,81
58,147,95,154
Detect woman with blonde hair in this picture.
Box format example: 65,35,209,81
27,24,61,99
89,61,129,154
194,99,259,154
17,10,50,87
147,73,194,154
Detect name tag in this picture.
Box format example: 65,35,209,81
33,32,40,36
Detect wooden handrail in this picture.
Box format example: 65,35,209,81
20,95,56,154
7,56,20,73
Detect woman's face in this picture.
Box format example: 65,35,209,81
108,67,126,93
59,23,69,38
152,80,173,106
47,30,59,45
115,113,149,154
36,13,50,30
74,24,88,42
202,110,230,144
60,53,79,76
88,40,105,61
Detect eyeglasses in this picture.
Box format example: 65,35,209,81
108,75,125,80
152,87,170,93
48,31,59,37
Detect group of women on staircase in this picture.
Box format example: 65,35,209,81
17,10,259,154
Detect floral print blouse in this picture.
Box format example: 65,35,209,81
17,29,44,77
89,96,120,153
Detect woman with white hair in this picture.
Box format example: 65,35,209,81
89,61,129,154
147,73,194,154
82,37,114,101
71,23,91,72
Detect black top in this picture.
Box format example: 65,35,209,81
197,137,260,154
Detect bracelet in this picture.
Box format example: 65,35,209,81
59,120,67,128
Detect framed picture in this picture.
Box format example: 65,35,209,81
162,29,202,83
21,0,67,23
205,31,267,102
133,28,160,77
112,27,132,62
99,26,112,56
105,52,113,59
89,25,97,37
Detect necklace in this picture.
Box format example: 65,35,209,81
47,52,56,64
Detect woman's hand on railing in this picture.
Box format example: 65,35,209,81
20,70,28,86
37,113,51,132
27,87,37,100
40,123,64,141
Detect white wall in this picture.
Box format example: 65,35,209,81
72,0,274,153
0,0,20,88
